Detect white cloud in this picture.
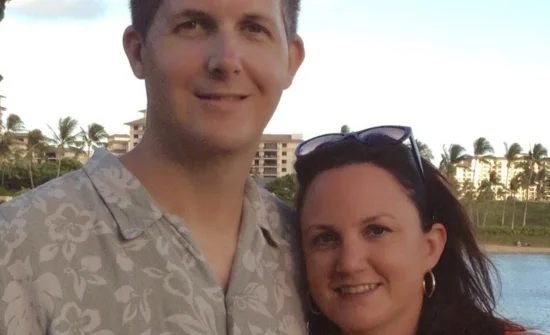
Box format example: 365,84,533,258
8,0,107,20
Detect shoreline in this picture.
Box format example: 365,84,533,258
482,244,550,255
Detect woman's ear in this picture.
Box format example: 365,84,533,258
424,223,447,270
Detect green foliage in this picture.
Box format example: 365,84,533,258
0,186,10,196
1,159,82,191
340,125,350,134
265,174,297,207
476,225,550,236
415,139,434,161
460,199,550,228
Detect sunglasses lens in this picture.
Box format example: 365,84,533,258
297,134,343,156
357,127,407,144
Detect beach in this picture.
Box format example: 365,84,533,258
483,244,550,255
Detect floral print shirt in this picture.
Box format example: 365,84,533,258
0,149,307,335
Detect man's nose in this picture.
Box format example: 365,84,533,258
206,31,243,80
335,238,367,275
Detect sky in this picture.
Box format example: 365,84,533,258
0,0,549,163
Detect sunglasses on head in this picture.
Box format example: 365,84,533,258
295,125,425,179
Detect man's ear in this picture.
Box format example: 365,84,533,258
123,26,146,80
284,34,305,88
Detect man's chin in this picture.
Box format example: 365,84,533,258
201,135,258,155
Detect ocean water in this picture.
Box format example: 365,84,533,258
491,254,550,334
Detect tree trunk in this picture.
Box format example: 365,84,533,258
482,210,488,226
522,200,527,227
501,168,510,225
522,167,534,227
57,158,61,178
511,198,516,229
28,163,34,189
500,197,507,225
0,162,4,188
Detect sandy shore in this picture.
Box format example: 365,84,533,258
482,244,550,255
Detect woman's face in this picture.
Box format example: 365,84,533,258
300,163,446,334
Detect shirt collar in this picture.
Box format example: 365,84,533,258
83,148,164,240
83,149,289,245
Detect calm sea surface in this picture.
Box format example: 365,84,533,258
491,254,550,334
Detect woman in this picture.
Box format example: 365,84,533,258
294,126,537,335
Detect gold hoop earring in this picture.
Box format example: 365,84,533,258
423,270,436,298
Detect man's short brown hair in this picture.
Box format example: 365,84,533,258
129,0,301,41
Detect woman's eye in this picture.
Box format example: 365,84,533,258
178,20,199,30
365,225,390,238
312,232,338,246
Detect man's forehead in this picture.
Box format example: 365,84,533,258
161,0,283,19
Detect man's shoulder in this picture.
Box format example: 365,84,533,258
256,187,300,244
259,187,295,214
0,169,96,222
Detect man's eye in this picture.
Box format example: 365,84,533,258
176,19,209,33
243,22,269,35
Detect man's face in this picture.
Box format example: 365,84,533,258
124,0,304,154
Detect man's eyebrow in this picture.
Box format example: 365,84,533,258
170,9,277,27
171,9,212,21
242,13,277,26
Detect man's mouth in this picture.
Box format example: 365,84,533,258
335,283,380,295
195,93,248,101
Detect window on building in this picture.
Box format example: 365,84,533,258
264,168,277,175
264,142,277,150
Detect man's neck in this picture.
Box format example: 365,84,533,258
120,135,256,232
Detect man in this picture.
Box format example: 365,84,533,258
0,0,305,334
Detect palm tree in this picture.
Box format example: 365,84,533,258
471,137,494,188
26,129,48,189
340,125,350,134
460,178,476,219
80,123,108,158
439,144,468,181
535,167,548,201
509,176,520,229
0,113,25,186
415,139,434,161
531,144,548,200
48,117,79,178
477,170,500,226
520,143,548,227
3,114,24,134
0,0,13,22
500,142,522,225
